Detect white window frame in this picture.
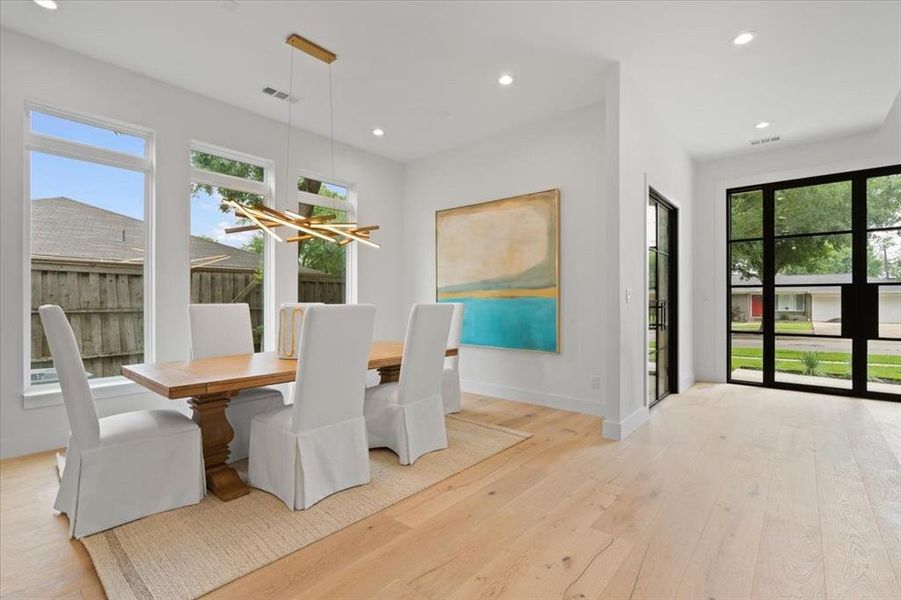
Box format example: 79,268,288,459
295,168,358,304
22,102,156,407
189,141,276,349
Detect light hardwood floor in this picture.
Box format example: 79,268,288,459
1,384,899,599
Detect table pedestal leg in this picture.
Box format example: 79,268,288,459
377,364,401,383
188,392,250,501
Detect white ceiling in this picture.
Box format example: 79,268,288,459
1,1,898,162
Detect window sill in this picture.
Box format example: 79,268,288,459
23,377,148,410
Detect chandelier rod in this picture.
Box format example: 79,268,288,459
284,45,295,209
329,63,335,179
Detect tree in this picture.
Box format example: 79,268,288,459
730,176,901,281
191,163,352,277
190,151,264,210
243,233,264,255
297,178,346,277
242,233,264,283
298,205,346,276
865,174,901,280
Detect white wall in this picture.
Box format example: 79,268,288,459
693,94,901,383
604,66,696,438
0,30,406,458
402,104,608,416
402,65,696,437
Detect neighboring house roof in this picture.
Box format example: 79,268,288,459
732,273,851,287
31,197,325,274
732,273,899,294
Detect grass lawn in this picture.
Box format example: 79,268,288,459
869,365,901,381
775,321,815,333
731,347,901,383
732,346,900,366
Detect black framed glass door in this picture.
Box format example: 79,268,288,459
649,189,678,407
727,165,900,400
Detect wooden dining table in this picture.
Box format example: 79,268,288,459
122,341,458,501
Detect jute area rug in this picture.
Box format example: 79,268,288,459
80,415,531,600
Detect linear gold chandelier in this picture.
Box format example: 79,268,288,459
224,201,379,248
226,33,380,249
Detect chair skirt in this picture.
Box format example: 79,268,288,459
365,384,448,465
441,367,461,414
55,410,205,539
248,408,370,510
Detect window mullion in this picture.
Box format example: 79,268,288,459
762,184,775,386
296,189,345,211
26,132,150,172
190,168,270,197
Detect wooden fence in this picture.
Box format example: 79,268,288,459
31,258,344,379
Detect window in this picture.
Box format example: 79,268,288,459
728,189,764,381
775,293,805,312
30,110,147,157
190,146,272,351
866,175,901,395
727,165,901,399
27,106,153,386
296,175,353,303
866,174,901,283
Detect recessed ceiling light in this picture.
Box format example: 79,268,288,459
33,0,58,8
755,121,771,129
732,31,756,45
372,128,385,137
498,74,514,86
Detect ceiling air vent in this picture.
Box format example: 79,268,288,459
262,86,299,104
750,135,782,146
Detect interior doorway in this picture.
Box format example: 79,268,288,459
648,188,678,407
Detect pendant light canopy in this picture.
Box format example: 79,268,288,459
226,33,379,248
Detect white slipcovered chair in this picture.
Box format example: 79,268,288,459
276,302,324,405
248,304,376,510
365,303,454,465
441,303,465,414
40,305,205,539
188,303,285,461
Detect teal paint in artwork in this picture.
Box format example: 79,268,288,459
439,297,557,352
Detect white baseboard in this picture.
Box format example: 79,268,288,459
679,376,696,393
461,379,605,417
602,405,649,440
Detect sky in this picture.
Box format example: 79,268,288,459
29,111,348,251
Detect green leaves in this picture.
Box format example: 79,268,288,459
298,205,346,276
867,174,901,229
774,181,851,236
730,190,762,240
190,150,265,211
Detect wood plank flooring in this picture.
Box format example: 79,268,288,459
1,384,899,599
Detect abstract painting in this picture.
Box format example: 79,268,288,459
436,189,559,352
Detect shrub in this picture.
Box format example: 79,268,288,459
801,351,823,376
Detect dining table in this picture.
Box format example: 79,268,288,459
121,341,458,501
